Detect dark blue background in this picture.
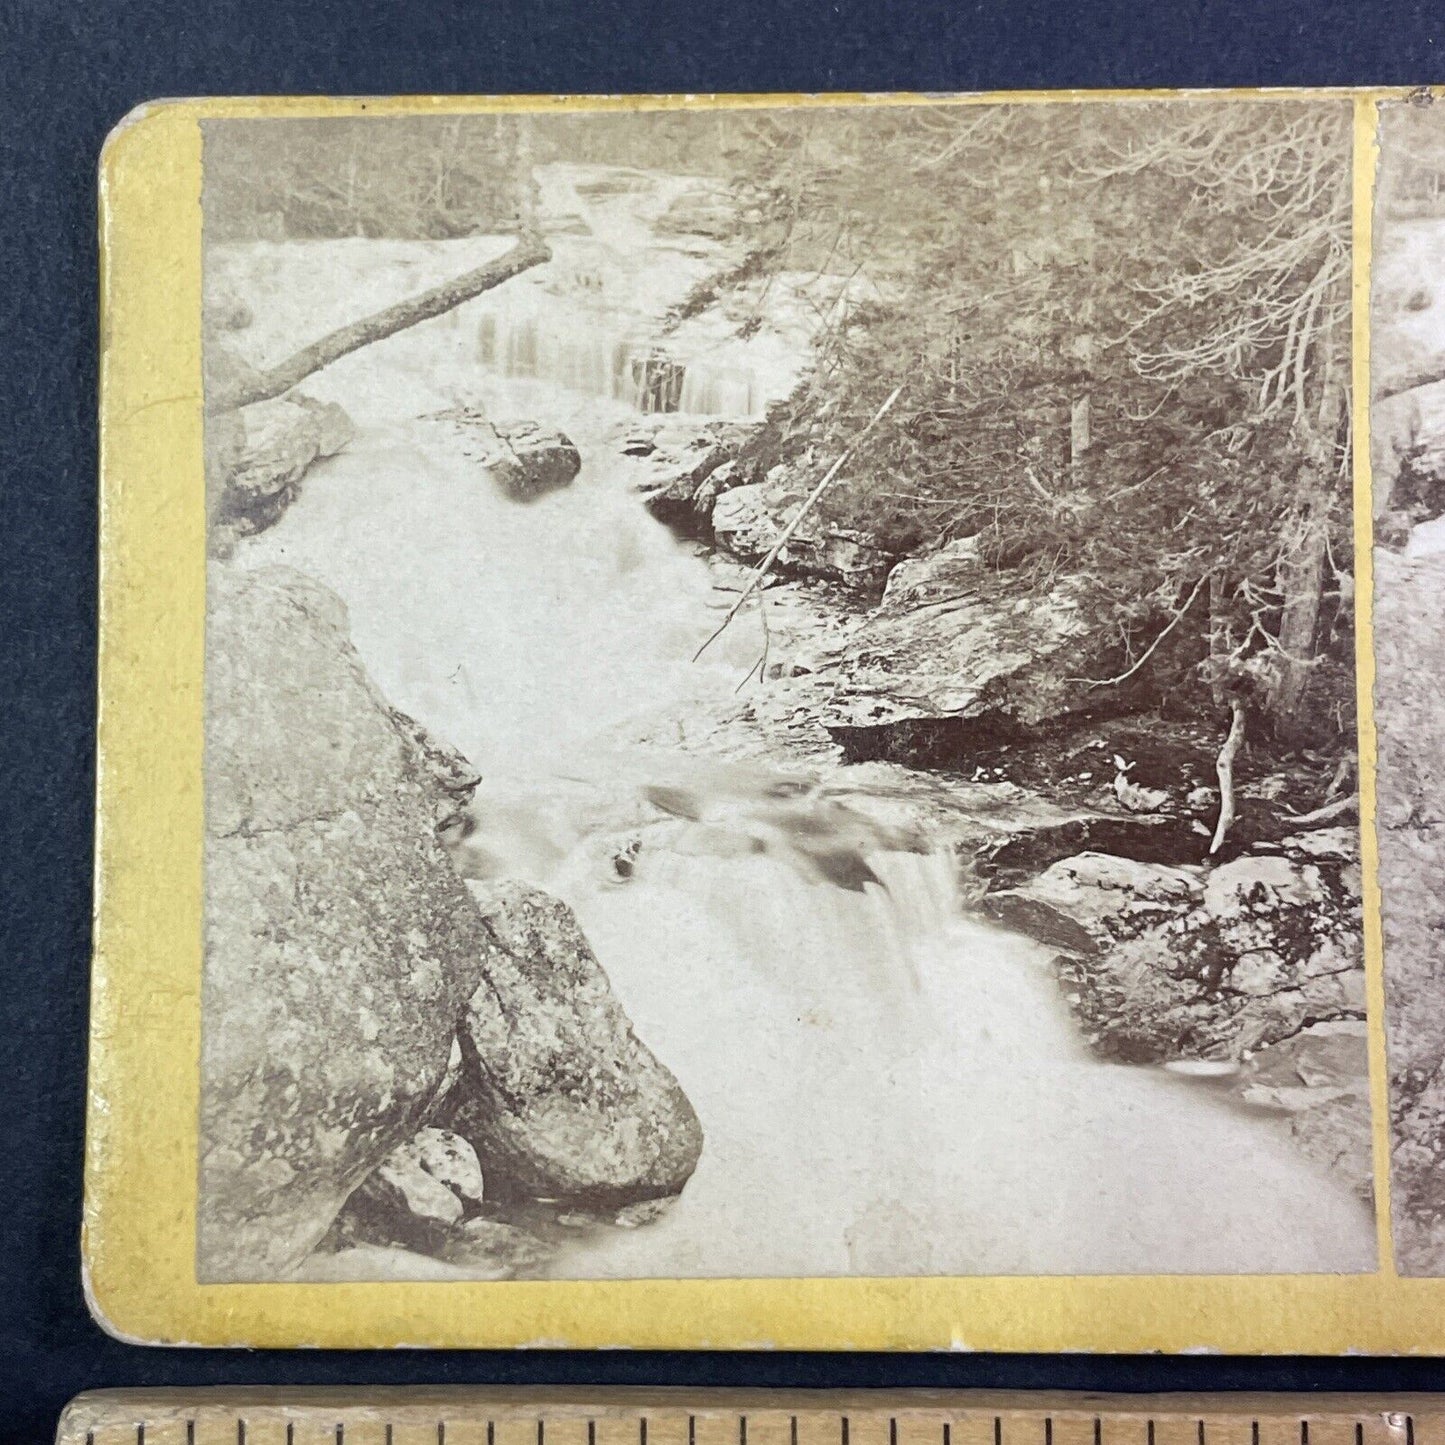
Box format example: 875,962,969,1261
3,3,1444,1443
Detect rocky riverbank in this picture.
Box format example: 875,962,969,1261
611,416,1374,1201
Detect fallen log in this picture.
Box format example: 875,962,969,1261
209,231,552,413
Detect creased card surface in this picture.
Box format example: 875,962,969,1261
87,90,1445,1349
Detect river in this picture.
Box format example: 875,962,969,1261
214,162,1377,1277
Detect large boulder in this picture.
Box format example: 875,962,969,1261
821,541,1099,762
445,879,704,1205
481,421,581,502
984,851,1202,958
989,841,1366,1066
207,392,354,549
711,480,894,587
199,565,492,1281
1374,547,1445,1272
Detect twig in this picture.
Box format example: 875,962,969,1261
1210,699,1247,855
734,591,773,694
693,383,904,662
1073,575,1209,688
1281,793,1356,826
1021,465,1054,503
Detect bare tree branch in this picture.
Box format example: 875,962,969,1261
693,383,904,663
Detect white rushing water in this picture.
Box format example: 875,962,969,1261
215,163,1376,1277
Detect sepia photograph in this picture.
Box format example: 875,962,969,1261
1371,96,1445,1278
197,98,1375,1285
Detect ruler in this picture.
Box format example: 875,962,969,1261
55,1393,1445,1445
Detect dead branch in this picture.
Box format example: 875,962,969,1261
1073,575,1208,689
693,383,904,663
210,231,552,412
1281,793,1357,826
734,591,773,694
1209,698,1247,855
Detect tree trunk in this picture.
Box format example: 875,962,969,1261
1269,492,1329,719
1266,320,1346,724
209,231,552,413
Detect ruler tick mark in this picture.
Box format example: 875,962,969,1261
843,1416,851,1445
589,1421,597,1445
689,1416,697,1445
995,1418,1003,1445
741,1417,748,1445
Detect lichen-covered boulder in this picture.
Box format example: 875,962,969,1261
983,850,1201,957
997,843,1366,1066
818,547,1115,765
199,565,491,1281
445,879,704,1206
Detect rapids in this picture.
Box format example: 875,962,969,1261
214,163,1377,1277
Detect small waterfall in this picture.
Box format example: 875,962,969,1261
478,309,761,417
583,837,961,1016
